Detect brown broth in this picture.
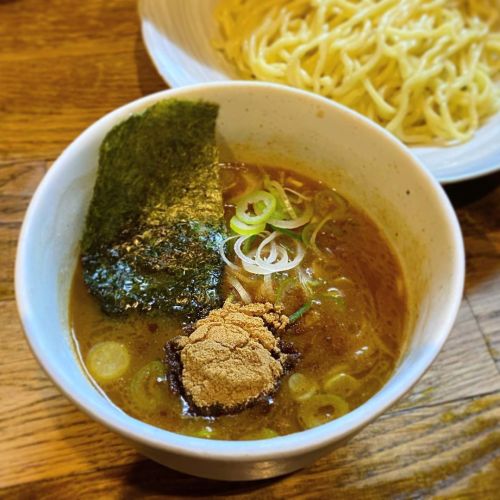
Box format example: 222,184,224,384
70,164,408,439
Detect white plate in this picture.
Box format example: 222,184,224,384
139,0,500,184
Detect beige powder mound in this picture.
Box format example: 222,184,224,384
166,302,297,415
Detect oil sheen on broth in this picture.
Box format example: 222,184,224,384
70,164,407,440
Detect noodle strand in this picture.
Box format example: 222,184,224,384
214,0,500,144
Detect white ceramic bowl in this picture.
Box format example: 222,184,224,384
139,0,500,184
16,82,464,481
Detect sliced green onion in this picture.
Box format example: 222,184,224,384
314,189,348,218
368,355,393,380
86,341,130,383
253,232,305,273
289,301,313,323
284,187,311,203
298,394,349,429
269,225,302,241
272,201,288,220
189,425,215,439
242,428,279,440
264,176,297,218
288,373,318,402
228,170,261,203
230,216,266,236
319,288,346,310
129,361,167,413
309,215,335,253
275,276,300,304
323,372,360,398
235,190,276,225
257,199,287,221
268,203,313,229
323,363,350,379
302,222,317,246
297,270,325,300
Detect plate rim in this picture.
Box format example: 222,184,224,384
138,0,500,184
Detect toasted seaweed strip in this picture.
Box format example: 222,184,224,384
81,99,225,320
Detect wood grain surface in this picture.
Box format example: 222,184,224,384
1,1,499,498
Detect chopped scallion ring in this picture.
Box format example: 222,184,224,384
230,216,266,236
264,176,297,219
269,203,313,229
235,190,277,225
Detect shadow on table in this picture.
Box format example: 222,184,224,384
445,171,500,208
444,171,500,294
123,459,283,497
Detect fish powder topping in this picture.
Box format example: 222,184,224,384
166,302,297,415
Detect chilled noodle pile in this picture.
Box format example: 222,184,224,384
214,0,500,144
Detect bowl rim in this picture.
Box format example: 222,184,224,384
15,81,465,462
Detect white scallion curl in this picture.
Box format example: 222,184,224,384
239,231,306,274
227,274,252,304
219,235,242,271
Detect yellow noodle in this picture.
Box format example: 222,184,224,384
214,0,500,144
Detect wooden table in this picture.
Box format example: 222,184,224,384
1,1,499,497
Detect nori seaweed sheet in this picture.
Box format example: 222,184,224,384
81,99,225,320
